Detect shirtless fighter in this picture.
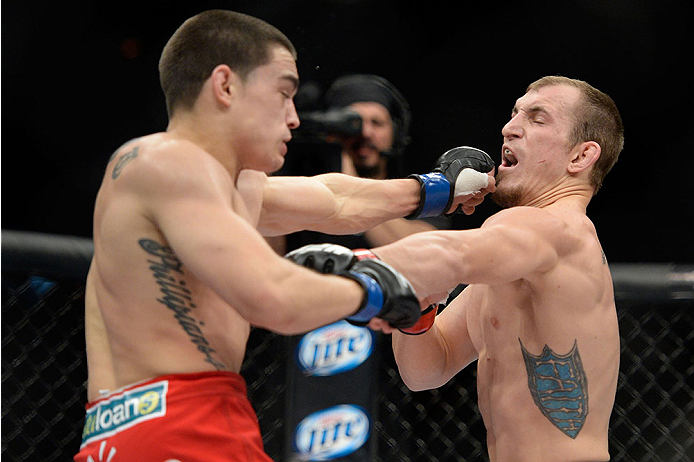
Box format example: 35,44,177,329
74,10,495,462
288,76,624,462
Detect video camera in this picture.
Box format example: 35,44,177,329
293,108,363,138
279,108,363,177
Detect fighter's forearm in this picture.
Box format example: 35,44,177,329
391,326,453,391
260,174,420,236
312,174,421,233
392,285,479,392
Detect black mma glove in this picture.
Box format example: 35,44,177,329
285,244,419,329
285,244,361,274
407,146,495,219
340,259,420,328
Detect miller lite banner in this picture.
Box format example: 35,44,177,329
295,405,370,460
285,321,380,461
296,322,374,376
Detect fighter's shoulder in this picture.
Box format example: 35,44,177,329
486,207,588,261
481,206,572,243
107,134,228,187
483,206,563,228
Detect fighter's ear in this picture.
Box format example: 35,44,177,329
210,64,238,108
568,141,601,173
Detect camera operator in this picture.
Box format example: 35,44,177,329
270,74,455,461
270,74,449,254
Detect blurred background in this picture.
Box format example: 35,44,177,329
3,0,693,263
3,3,693,461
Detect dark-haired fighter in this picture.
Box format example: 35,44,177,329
75,10,495,462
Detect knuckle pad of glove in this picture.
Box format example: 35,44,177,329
435,146,495,178
305,255,316,268
285,244,357,274
351,260,420,328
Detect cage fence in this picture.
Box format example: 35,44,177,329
2,231,693,461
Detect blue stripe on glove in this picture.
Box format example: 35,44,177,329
346,272,383,323
414,172,451,217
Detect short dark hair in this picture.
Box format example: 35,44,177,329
158,10,297,118
527,76,624,193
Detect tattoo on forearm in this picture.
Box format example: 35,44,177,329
112,146,139,179
519,339,588,438
139,238,227,370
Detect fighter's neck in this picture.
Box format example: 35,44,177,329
524,185,592,211
166,119,240,178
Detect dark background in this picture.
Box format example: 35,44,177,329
3,0,693,263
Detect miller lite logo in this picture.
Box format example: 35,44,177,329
296,321,374,376
294,405,370,460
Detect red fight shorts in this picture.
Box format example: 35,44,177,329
74,371,273,462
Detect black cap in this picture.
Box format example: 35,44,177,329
323,74,411,155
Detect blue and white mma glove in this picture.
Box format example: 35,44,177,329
407,146,495,219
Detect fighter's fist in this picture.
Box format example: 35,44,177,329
285,244,358,274
342,259,420,329
285,245,418,328
407,146,495,219
285,244,377,272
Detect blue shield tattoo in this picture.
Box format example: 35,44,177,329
519,339,588,438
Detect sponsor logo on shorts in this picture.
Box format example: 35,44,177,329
294,405,370,460
296,321,374,376
81,381,168,448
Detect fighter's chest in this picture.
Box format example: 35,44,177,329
468,282,533,347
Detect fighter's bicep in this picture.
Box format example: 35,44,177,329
461,214,560,285
434,288,479,373
488,224,558,276
154,193,294,315
130,153,281,303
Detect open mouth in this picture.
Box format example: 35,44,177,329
501,147,518,168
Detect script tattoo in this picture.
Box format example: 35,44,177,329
139,238,226,370
520,339,589,438
112,146,139,179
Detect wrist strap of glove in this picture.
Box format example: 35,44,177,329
354,248,379,261
340,271,384,326
405,173,452,219
398,304,437,335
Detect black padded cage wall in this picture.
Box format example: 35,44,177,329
2,230,693,461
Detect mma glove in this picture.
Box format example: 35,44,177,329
407,146,495,219
285,244,420,329
398,304,438,335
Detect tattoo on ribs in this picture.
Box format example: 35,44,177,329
519,339,589,438
112,146,139,179
139,238,226,370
